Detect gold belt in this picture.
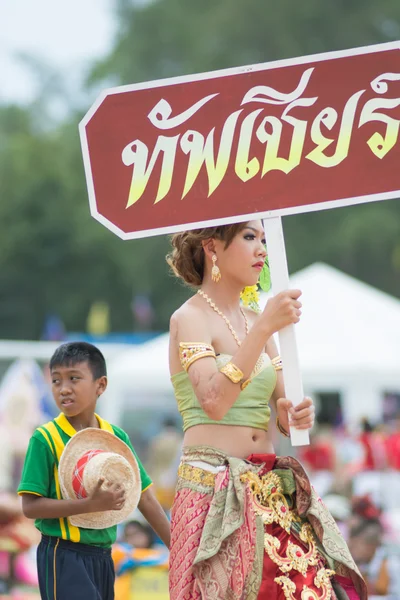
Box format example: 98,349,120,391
178,463,217,487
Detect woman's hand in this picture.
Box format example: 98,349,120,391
260,290,302,335
276,397,315,432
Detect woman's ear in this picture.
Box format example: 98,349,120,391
202,238,217,259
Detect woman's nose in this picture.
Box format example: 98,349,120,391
258,243,267,257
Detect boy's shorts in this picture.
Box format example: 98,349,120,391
37,535,115,600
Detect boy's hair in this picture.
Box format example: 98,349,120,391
49,342,107,379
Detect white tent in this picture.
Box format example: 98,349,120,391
99,334,172,423
103,263,400,427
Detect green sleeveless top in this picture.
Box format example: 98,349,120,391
171,353,277,432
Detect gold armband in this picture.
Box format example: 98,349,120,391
271,355,283,371
220,362,244,385
276,416,290,437
179,342,216,371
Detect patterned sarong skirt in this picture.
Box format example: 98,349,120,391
169,446,366,600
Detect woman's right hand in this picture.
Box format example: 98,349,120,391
260,289,302,334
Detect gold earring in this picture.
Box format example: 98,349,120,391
211,254,221,283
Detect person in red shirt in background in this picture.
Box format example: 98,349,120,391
385,415,400,470
300,430,336,471
298,427,337,498
359,418,387,471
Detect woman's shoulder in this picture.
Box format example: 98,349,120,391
170,295,211,338
171,295,208,322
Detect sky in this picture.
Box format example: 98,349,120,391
0,0,115,104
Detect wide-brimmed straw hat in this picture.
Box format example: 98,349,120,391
58,428,141,529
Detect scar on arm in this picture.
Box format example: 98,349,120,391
208,380,223,401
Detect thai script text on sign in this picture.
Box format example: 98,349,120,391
122,69,400,207
80,43,400,239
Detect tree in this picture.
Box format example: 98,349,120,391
0,103,189,338
1,0,400,338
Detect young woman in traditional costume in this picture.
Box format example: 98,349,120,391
167,220,366,600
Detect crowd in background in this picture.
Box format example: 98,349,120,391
2,404,400,598
297,417,400,598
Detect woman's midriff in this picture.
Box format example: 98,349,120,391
183,424,274,458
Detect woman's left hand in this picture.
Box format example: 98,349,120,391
277,397,315,431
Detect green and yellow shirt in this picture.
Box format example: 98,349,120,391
17,413,152,548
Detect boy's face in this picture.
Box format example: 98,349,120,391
51,361,107,418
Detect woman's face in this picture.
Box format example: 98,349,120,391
214,220,267,287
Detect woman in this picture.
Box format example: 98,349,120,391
167,220,366,600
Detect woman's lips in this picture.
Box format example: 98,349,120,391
252,262,264,270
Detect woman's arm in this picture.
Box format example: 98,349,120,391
138,487,170,548
170,290,302,421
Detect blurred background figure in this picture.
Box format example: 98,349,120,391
145,417,183,510
87,301,110,337
113,519,169,599
41,314,66,342
348,496,400,599
122,520,154,550
298,425,336,497
359,417,387,472
0,359,54,595
385,415,400,471
131,294,155,332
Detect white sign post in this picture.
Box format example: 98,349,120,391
263,217,309,446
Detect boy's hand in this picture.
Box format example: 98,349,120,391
87,478,126,512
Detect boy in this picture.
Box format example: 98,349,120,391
18,341,170,600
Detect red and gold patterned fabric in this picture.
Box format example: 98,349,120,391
169,448,366,600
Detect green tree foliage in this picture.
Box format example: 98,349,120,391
1,0,400,338
0,104,188,338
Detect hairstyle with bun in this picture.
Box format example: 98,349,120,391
166,223,247,287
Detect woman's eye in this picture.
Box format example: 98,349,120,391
244,234,255,240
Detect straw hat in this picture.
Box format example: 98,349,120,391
58,428,141,529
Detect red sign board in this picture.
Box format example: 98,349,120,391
80,42,400,239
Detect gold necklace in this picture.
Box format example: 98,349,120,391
197,289,249,347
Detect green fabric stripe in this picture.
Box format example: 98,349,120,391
64,518,70,540
36,428,55,458
54,420,69,442
43,429,59,466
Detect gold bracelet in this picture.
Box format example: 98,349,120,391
220,362,244,384
240,378,252,390
276,416,290,437
271,355,283,371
